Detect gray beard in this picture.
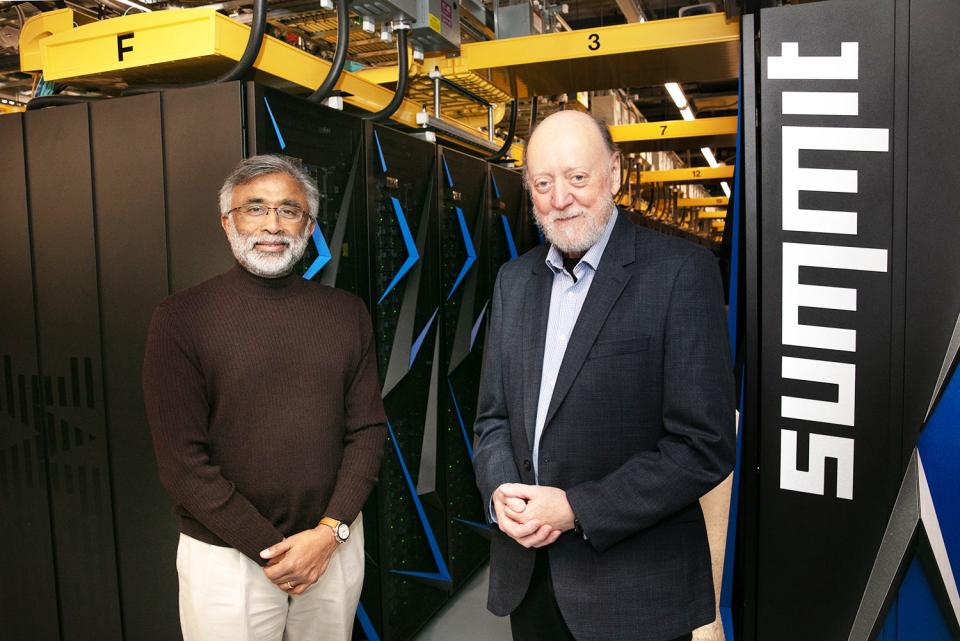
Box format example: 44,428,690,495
533,194,615,256
225,217,311,278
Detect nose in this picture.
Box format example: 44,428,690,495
551,182,574,210
259,210,283,234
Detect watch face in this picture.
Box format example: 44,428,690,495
337,523,350,541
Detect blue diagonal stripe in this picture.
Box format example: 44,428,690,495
263,97,286,150
447,379,474,461
442,155,454,188
491,172,501,199
373,129,388,173
409,308,439,368
447,206,477,300
355,602,380,641
386,421,452,584
378,197,420,304
500,214,519,260
303,226,332,280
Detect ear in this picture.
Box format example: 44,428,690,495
608,153,622,196
220,213,230,234
304,217,316,238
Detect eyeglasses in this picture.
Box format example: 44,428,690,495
229,203,307,222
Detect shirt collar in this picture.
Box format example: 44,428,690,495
545,207,620,275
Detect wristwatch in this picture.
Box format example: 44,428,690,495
320,516,350,544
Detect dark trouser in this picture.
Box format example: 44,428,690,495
509,550,693,641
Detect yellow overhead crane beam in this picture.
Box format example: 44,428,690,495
610,116,737,153
451,12,739,98
638,165,734,184
355,13,738,102
17,8,521,161
679,196,729,208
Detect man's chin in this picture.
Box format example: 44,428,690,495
238,250,298,278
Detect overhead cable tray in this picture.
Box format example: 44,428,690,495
17,8,520,159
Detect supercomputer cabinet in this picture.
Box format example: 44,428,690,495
436,146,493,590
360,123,447,641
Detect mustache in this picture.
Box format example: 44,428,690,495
243,232,295,250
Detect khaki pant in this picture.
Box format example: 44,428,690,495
177,515,364,641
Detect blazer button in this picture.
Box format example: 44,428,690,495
522,459,532,472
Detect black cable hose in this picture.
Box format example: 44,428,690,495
362,27,408,121
218,0,269,83
529,95,538,130
26,94,104,110
484,97,518,162
308,0,350,103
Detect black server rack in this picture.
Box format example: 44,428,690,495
436,146,492,590
360,123,447,641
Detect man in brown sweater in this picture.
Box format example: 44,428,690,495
142,155,386,641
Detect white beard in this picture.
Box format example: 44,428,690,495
533,194,615,256
225,216,310,278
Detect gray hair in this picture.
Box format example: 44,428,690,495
219,154,320,221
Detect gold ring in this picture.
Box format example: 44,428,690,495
285,581,294,590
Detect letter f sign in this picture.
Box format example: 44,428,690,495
117,33,134,62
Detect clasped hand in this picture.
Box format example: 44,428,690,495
260,526,338,595
492,483,576,548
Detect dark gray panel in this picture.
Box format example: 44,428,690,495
0,113,60,641
903,0,960,453
24,103,122,641
161,83,242,293
90,94,181,641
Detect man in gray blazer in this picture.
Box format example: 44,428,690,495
473,110,736,641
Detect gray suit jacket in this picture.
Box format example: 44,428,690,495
473,213,736,641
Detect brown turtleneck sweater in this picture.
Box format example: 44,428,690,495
142,264,386,564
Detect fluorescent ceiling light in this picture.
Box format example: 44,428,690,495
679,106,695,121
664,82,687,110
721,181,731,198
701,147,718,168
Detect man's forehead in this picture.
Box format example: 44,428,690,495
527,113,609,168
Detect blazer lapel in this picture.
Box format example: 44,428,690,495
521,257,553,451
542,215,637,430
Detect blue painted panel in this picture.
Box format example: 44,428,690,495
917,363,960,586
878,594,898,641
896,557,954,641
